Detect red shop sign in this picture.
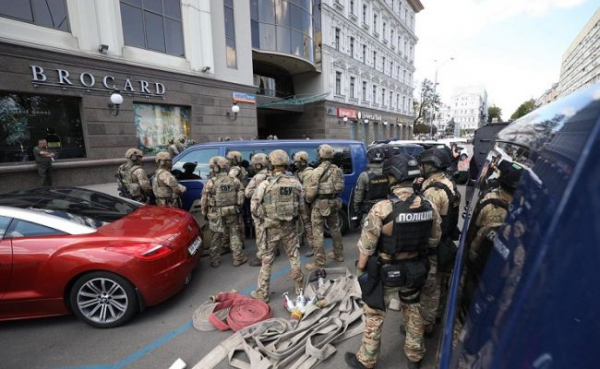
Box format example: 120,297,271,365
337,108,358,119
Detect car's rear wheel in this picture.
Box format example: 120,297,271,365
70,271,138,328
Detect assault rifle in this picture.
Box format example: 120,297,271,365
115,170,133,199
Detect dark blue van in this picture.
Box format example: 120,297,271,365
172,139,368,234
439,84,600,368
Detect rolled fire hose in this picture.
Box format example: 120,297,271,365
193,291,272,332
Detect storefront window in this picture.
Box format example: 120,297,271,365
0,93,85,164
133,103,190,155
0,0,70,32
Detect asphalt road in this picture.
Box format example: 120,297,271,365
0,182,468,369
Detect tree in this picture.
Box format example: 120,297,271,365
414,123,437,135
488,105,502,123
445,119,455,135
412,79,441,126
510,99,536,120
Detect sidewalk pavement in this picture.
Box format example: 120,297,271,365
83,182,119,197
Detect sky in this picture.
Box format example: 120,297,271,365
414,0,599,119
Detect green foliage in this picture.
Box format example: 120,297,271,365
488,105,503,123
413,79,442,125
414,123,437,135
510,99,536,120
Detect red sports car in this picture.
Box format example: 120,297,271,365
0,187,202,328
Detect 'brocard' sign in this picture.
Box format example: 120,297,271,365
30,65,166,97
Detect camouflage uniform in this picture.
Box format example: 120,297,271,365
199,162,247,267
295,163,314,249
355,185,442,367
225,151,249,248
305,145,345,269
251,150,305,301
176,137,186,153
419,171,456,329
117,149,151,203
352,162,388,217
152,152,186,208
474,188,512,229
245,165,271,260
167,138,180,157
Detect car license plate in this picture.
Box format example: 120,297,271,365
188,237,202,256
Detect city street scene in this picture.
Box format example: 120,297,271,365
1,1,599,369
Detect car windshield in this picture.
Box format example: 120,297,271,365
0,188,140,229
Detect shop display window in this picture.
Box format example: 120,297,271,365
133,103,190,155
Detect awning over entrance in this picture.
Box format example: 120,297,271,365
257,92,329,110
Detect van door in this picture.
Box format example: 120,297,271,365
172,148,218,210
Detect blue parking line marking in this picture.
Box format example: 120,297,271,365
56,240,332,369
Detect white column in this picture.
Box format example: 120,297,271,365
182,0,214,73
93,0,124,57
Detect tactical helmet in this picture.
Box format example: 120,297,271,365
168,138,175,144
179,136,186,143
125,148,143,159
367,146,386,163
293,151,310,165
155,151,172,163
383,154,421,182
317,144,334,160
268,149,289,166
209,156,229,171
418,148,452,169
251,153,268,168
226,151,243,165
497,160,523,191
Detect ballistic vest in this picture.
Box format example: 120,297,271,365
362,171,389,212
152,168,173,198
213,175,238,208
317,162,344,195
118,163,143,197
423,181,461,238
378,194,434,255
466,197,509,247
263,174,300,225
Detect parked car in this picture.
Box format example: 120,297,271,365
172,139,368,235
0,187,202,328
439,84,600,368
368,142,425,157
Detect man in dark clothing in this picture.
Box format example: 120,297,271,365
33,139,54,187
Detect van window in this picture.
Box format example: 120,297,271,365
174,148,219,178
288,145,353,174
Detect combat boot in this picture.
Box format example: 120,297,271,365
305,263,324,272
327,251,344,262
210,260,220,268
249,257,262,267
250,290,270,303
304,249,314,257
406,360,422,369
233,256,248,267
344,353,369,369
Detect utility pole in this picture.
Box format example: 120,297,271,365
429,57,454,139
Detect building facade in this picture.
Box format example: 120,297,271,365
557,7,600,98
448,86,488,132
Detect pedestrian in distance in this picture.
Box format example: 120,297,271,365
199,156,248,268
304,144,346,271
116,148,152,203
346,154,441,369
33,138,55,187
250,149,305,302
152,152,186,208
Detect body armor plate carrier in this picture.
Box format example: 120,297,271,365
362,172,389,213
424,181,461,239
378,193,434,255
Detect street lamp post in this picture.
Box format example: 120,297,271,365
429,57,454,139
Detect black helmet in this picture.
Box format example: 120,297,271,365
367,146,386,163
383,154,421,182
418,148,452,169
497,160,523,191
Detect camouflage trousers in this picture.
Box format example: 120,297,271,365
419,255,441,328
156,197,180,208
357,286,426,367
208,215,245,265
300,205,314,249
311,198,343,267
257,223,304,297
253,216,266,259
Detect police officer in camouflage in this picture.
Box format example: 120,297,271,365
292,151,315,256
199,156,248,267
353,146,389,225
116,148,152,203
414,148,461,334
168,138,180,157
346,154,441,369
304,144,346,271
250,150,305,302
226,151,248,186
152,152,186,207
244,153,272,267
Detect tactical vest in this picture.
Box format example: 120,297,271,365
152,168,172,198
297,167,313,187
378,194,434,255
423,181,461,239
263,175,300,225
213,175,238,208
361,171,389,213
317,163,344,195
119,164,143,197
466,197,509,247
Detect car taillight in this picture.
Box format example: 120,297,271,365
107,243,173,261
